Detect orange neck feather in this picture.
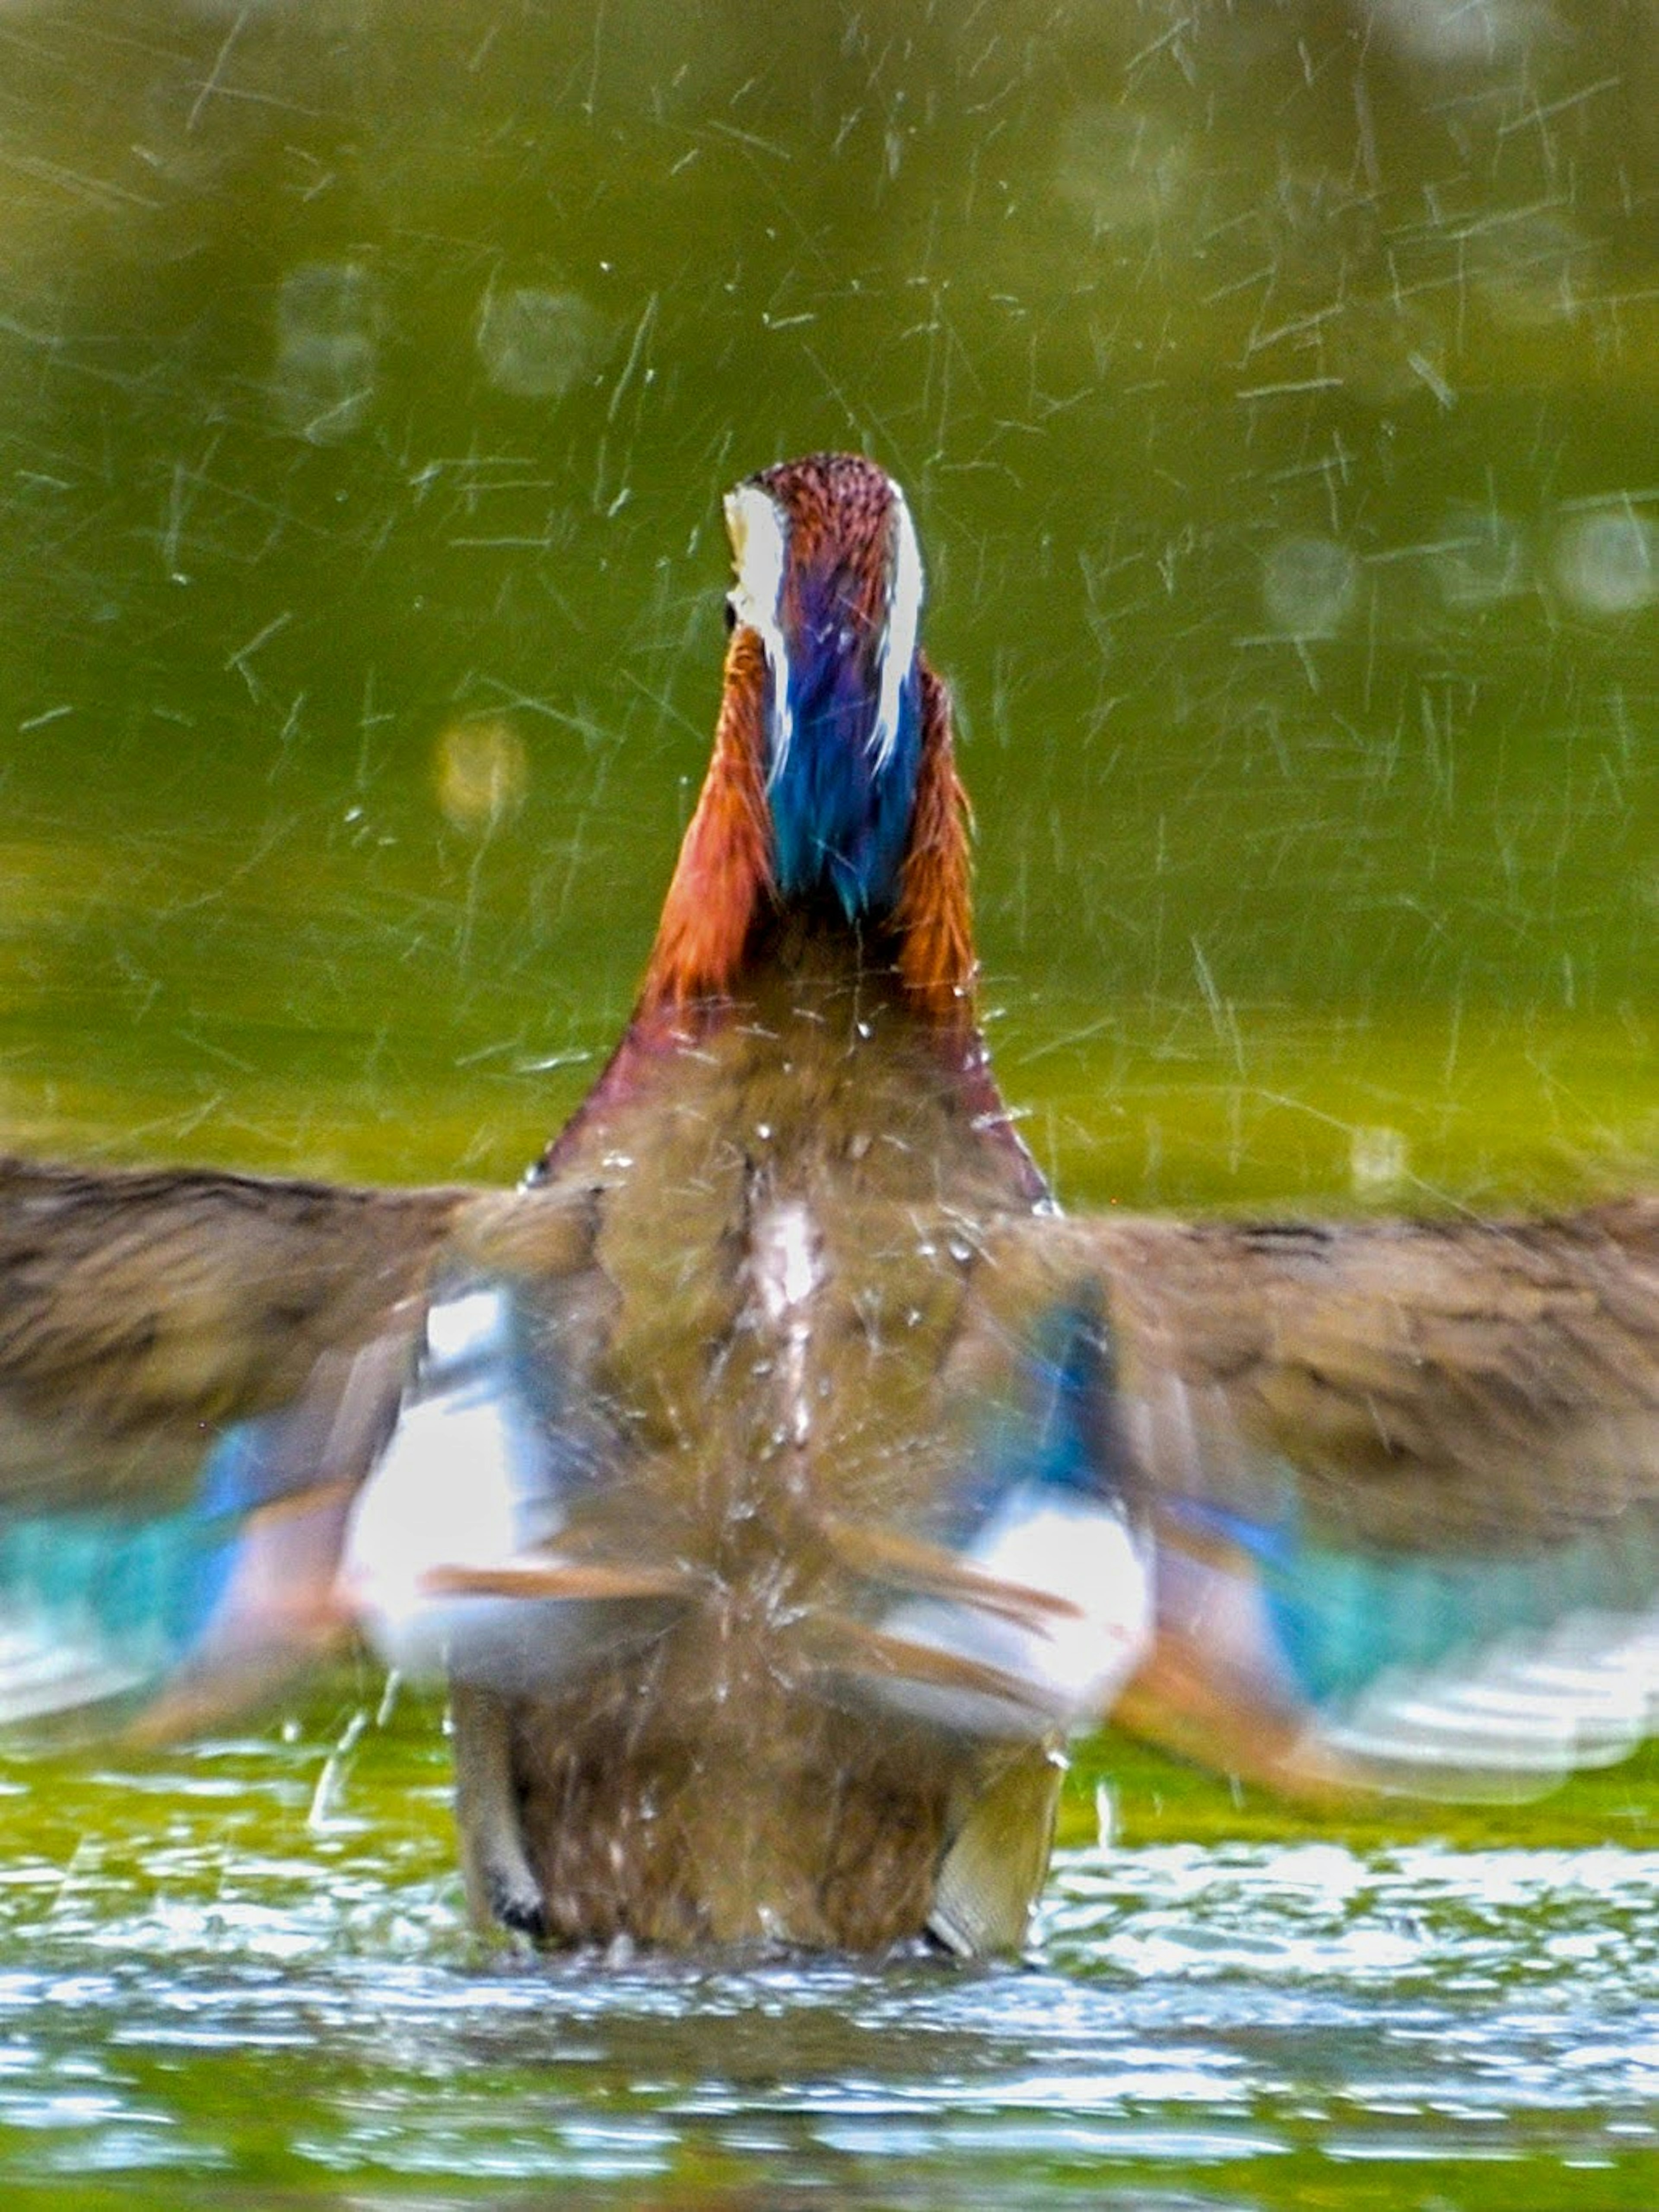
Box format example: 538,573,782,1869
637,628,774,1018
893,663,976,1026
636,641,977,1030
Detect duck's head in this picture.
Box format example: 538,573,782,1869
643,454,973,1020
725,453,925,922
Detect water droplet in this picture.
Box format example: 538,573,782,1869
1053,104,1190,232
1470,210,1590,332
476,284,610,400
1430,505,1527,608
271,261,378,444
1551,505,1657,617
432,718,528,832
1095,1780,1117,1848
1262,535,1358,639
1350,1125,1408,1196
1369,0,1530,66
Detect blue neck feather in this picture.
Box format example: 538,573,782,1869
768,606,922,922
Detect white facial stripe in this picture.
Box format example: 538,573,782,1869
724,484,794,782
869,482,925,772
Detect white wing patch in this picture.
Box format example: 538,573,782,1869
340,1286,541,1680
880,1491,1154,1742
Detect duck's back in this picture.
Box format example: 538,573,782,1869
479,967,1068,1949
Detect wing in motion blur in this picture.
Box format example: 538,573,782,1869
1011,1198,1659,1799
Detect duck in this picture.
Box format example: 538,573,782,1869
0,453,1654,1955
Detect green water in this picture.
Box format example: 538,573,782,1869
0,1,1655,2203
4,1695,1656,2208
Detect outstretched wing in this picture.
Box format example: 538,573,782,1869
1003,1196,1659,1799
0,1156,471,1731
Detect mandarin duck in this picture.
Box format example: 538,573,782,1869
0,454,1655,1956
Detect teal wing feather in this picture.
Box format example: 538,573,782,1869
1011,1199,1659,1797
0,1156,471,1732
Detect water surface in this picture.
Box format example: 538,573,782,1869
4,1701,1656,2208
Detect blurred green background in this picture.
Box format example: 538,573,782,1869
0,0,1651,1211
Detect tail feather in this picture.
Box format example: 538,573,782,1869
422,1560,694,1603
817,1514,1087,1629
804,1612,1070,1726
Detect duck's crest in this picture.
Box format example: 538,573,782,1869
641,454,974,1025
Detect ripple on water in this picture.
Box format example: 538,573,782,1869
0,1828,1655,2200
